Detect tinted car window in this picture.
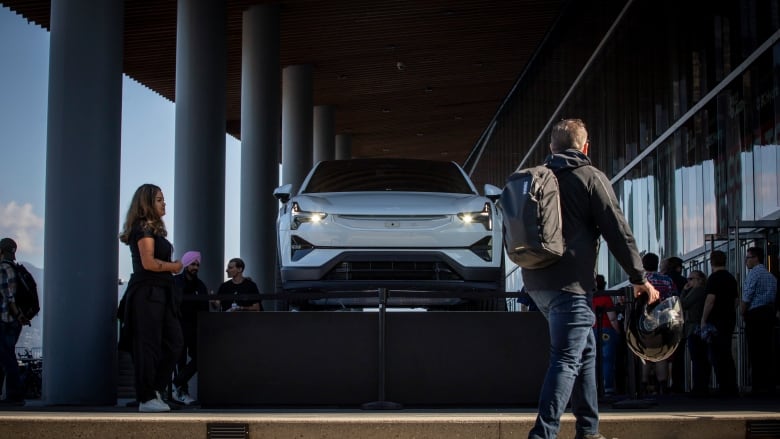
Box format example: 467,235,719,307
303,159,474,194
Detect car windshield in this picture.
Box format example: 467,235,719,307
302,159,475,194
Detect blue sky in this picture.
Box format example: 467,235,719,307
0,6,242,283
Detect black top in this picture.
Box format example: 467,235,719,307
704,269,738,331
128,222,174,284
175,273,210,323
521,149,646,294
217,278,262,311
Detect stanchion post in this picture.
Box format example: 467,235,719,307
362,287,403,410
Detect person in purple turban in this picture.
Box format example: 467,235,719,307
171,250,209,405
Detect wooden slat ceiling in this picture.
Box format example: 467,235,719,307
1,0,564,163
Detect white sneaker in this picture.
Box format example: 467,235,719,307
174,387,196,405
139,397,171,412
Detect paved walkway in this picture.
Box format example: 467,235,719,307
0,394,778,438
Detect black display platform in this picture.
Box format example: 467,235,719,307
199,311,548,407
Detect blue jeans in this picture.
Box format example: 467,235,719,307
0,320,23,401
594,326,618,394
527,290,599,439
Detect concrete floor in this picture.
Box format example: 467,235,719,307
0,394,778,439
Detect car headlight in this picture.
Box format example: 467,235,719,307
457,202,493,231
291,202,328,230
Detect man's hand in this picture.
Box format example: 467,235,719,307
633,281,660,304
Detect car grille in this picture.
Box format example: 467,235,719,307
323,261,462,281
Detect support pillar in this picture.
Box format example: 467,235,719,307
240,4,280,303
43,0,124,405
336,133,352,160
173,0,227,291
313,105,335,164
281,65,313,194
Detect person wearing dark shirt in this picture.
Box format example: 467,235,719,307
0,238,28,406
680,270,709,395
521,119,659,439
700,250,739,396
119,184,183,413
218,258,262,312
172,250,209,405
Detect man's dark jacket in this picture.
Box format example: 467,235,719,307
521,149,646,294
174,272,209,330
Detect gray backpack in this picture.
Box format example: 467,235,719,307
499,165,564,269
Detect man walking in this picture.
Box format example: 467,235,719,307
521,119,659,439
741,246,777,396
0,238,28,406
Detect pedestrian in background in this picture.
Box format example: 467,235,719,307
640,252,676,395
680,269,709,395
0,238,28,406
591,274,620,397
741,247,777,396
172,250,209,405
700,250,739,397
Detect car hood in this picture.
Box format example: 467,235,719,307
293,192,487,215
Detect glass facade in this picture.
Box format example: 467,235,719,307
466,0,780,289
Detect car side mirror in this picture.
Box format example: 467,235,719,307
273,183,293,204
484,184,501,202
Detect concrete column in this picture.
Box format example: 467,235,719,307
173,0,227,292
313,105,335,164
281,65,313,194
336,133,352,160
43,0,123,405
240,4,280,303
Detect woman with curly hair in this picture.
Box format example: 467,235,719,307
119,183,183,412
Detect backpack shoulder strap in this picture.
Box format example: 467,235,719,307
0,260,16,272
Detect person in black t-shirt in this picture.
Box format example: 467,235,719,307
119,183,183,412
218,258,262,312
700,250,739,396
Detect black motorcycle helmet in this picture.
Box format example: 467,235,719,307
625,294,683,362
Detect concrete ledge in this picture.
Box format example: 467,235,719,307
0,411,778,439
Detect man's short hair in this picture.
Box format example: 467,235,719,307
710,250,727,267
229,257,245,271
746,247,764,263
0,238,17,254
642,252,660,271
550,118,588,153
667,256,683,269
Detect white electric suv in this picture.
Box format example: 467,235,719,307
273,158,506,310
